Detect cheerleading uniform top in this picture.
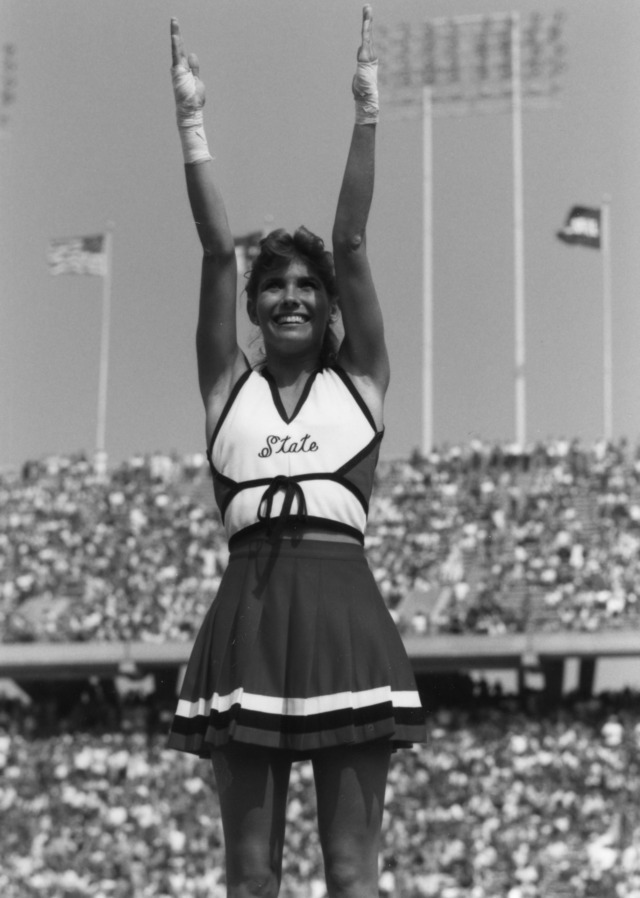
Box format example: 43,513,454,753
168,363,428,756
207,364,384,548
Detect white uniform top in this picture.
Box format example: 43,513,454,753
207,365,384,546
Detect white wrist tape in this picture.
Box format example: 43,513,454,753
352,59,379,125
171,65,212,165
177,117,212,165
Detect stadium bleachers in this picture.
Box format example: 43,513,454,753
3,437,640,643
2,440,640,896
1,693,640,897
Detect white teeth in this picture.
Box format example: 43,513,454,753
277,315,307,324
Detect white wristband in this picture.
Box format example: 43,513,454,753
171,64,213,164
352,59,379,125
177,117,212,165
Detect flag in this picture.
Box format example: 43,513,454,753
47,234,107,276
234,230,263,279
556,206,601,248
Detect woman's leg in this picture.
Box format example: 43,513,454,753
312,741,392,898
212,744,293,898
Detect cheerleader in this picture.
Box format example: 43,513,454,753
168,7,425,896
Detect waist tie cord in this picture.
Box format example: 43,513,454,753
257,475,308,539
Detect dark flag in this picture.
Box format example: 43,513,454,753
556,206,601,248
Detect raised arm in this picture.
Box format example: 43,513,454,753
333,6,389,409
170,19,245,418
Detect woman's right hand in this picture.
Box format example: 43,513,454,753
170,18,206,119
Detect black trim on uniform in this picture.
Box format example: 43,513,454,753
206,367,253,458
332,365,380,434
228,517,365,551
207,461,240,521
206,364,382,537
260,367,320,425
207,461,237,489
337,431,384,477
210,470,371,528
295,472,369,514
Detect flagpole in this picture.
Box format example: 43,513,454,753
95,222,113,467
422,85,434,456
511,11,527,449
601,195,612,441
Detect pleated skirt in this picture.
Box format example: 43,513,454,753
167,536,426,757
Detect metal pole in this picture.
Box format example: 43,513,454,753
95,223,113,461
511,12,527,447
422,85,434,455
378,12,562,451
601,195,612,440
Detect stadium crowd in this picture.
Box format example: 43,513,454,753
1,689,639,898
2,437,640,642
2,439,640,896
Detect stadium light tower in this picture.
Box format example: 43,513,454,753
377,11,565,453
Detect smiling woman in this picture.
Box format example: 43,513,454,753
245,226,342,372
166,7,425,898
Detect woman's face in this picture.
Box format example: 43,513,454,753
251,258,335,360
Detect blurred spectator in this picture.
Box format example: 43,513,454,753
3,442,640,895
2,439,640,641
1,690,639,897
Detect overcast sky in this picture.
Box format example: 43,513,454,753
1,0,639,467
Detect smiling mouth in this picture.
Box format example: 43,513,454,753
274,314,309,325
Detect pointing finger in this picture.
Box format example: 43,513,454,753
170,18,185,68
362,4,373,43
358,5,375,62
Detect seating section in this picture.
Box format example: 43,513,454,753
2,437,640,642
1,700,639,897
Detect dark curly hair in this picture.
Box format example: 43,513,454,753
244,226,341,366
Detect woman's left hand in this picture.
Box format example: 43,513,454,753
357,5,377,63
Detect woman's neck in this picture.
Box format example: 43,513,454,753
262,353,321,387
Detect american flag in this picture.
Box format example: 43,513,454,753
46,234,108,276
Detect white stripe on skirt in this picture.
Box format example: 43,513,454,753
175,685,423,720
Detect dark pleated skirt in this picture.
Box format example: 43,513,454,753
168,536,426,757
